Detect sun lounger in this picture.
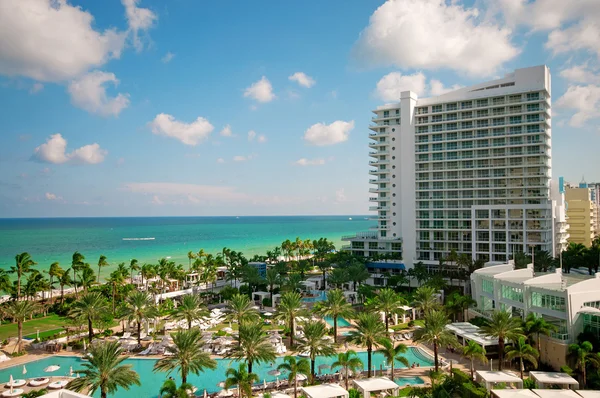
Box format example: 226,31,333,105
120,332,131,340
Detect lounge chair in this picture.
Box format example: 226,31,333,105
120,332,131,340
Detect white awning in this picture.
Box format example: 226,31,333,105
532,390,581,398
492,390,540,398
447,323,499,346
530,372,580,388
576,391,600,398
301,384,349,398
353,377,401,392
476,371,523,384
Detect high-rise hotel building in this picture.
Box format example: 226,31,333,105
344,65,569,268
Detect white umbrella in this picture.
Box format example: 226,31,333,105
44,365,60,373
22,365,27,375
263,312,273,317
264,379,267,389
83,340,87,351
218,389,233,397
295,373,307,381
76,373,80,378
69,366,74,377
9,374,13,394
204,389,208,398
222,327,233,333
268,370,281,377
217,381,225,388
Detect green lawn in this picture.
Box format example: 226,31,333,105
0,315,68,341
24,328,64,341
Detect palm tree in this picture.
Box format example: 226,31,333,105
124,291,159,345
377,338,409,380
226,293,260,326
413,310,458,372
313,289,354,343
79,265,96,292
4,300,39,353
228,321,276,373
331,350,363,390
187,251,196,271
480,310,523,370
265,268,281,303
462,340,488,379
128,259,139,283
58,268,72,303
225,363,258,398
278,356,310,398
154,329,217,385
46,262,63,303
69,291,110,342
107,270,125,315
346,312,387,377
172,295,207,329
11,252,36,300
276,291,305,347
524,313,557,359
568,341,600,388
97,255,109,283
158,379,191,398
506,337,539,379
71,251,85,298
68,341,140,398
413,286,439,316
296,320,336,383
370,288,403,332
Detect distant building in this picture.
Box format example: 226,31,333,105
249,261,267,277
565,187,597,247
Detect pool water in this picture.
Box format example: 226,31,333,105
301,291,327,303
395,376,425,386
324,316,351,328
0,348,433,397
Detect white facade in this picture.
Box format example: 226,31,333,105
470,262,600,343
345,65,568,267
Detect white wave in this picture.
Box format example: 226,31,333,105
122,237,155,241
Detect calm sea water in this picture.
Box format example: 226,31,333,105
0,216,371,275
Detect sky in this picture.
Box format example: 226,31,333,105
0,0,599,218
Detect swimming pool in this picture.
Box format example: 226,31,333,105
395,376,425,386
302,291,327,303
324,316,351,328
0,348,433,397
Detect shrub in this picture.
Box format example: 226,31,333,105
461,382,487,398
452,368,471,385
523,378,537,389
215,330,227,337
469,317,489,327
348,388,361,398
219,286,238,301
262,298,272,307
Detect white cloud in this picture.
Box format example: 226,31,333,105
560,64,600,84
257,135,267,143
161,52,175,63
30,83,44,94
335,189,347,203
353,0,519,76
33,133,107,165
68,71,130,116
303,120,354,146
233,155,253,162
125,182,248,202
429,79,463,96
375,72,426,101
150,113,214,146
45,192,61,201
495,0,600,31
244,76,276,103
289,72,316,88
216,158,225,164
248,130,256,141
546,21,600,57
220,125,233,137
151,195,163,205
247,130,267,143
555,85,600,127
122,0,157,52
0,0,126,82
295,158,325,166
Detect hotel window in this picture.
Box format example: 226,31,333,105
509,105,521,113
419,231,430,240
447,142,458,150
447,132,458,140
432,153,443,161
432,105,442,113
527,92,540,101
482,279,494,293
463,111,473,119
418,154,429,161
477,129,489,137
461,101,473,109
432,115,443,122
417,144,428,153
530,292,566,312
432,181,443,189
510,126,522,134
432,134,443,142
447,113,458,121
462,121,473,129
501,284,523,302
527,104,540,112
417,126,429,133
383,111,389,117
476,99,489,108
447,103,458,111
527,114,540,122
432,143,443,151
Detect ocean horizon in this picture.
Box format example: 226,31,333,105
0,215,371,276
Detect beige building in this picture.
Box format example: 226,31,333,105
565,187,597,246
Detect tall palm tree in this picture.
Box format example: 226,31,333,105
376,338,409,380
226,293,260,326
124,291,159,345
296,320,336,383
158,379,192,398
346,312,387,377
154,329,217,384
69,291,110,342
4,300,39,353
228,321,276,373
58,268,72,303
225,363,258,398
276,291,305,347
68,341,140,398
462,340,487,379
568,341,600,388
11,252,36,300
71,251,85,298
187,251,196,271
314,289,354,343
107,270,125,315
278,356,310,398
370,288,403,332
524,313,557,360
0,269,11,297
79,265,96,292
413,310,458,372
480,310,523,370
265,268,281,303
128,259,139,283
506,337,539,379
172,295,207,329
97,255,109,283
331,350,363,390
412,286,439,316
47,262,63,303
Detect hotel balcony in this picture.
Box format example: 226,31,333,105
369,187,390,193
341,231,378,241
369,178,390,184
369,130,390,138
369,150,389,157
369,159,390,166
369,206,390,211
369,169,388,175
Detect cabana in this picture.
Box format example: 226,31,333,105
532,390,582,398
530,372,579,390
270,393,291,398
253,291,270,304
301,384,349,398
475,371,523,391
576,392,600,398
492,390,539,398
353,377,400,398
446,323,499,346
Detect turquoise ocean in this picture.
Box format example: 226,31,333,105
0,216,371,276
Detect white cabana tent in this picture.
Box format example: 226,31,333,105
253,291,270,303
38,390,92,398
530,372,579,390
270,393,291,398
447,322,499,346
533,390,582,398
492,390,540,398
475,371,523,391
301,384,349,398
353,377,400,398
576,391,600,398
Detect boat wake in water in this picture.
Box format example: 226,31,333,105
122,237,155,241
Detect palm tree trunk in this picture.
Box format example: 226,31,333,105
137,321,142,345
17,273,21,301
112,282,116,315
391,362,395,380
498,338,505,371
433,341,439,372
290,316,295,347
471,358,474,379
345,368,349,390
322,271,326,291
49,276,53,303
368,346,372,377
15,321,22,353
182,372,187,385
73,269,78,298
520,358,524,379
333,318,338,344
385,312,389,333
311,358,315,384
101,387,107,398
249,360,253,374
88,317,94,342
60,284,64,303
294,379,298,398
583,361,587,388
98,265,101,283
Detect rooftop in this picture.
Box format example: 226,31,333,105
352,377,400,392
301,384,349,398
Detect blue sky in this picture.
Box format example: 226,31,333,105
0,0,599,217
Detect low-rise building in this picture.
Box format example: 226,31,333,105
565,187,597,246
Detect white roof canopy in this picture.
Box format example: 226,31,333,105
532,390,581,398
476,371,523,384
447,323,499,346
301,384,349,398
353,377,400,393
271,393,292,398
576,392,600,398
492,390,540,398
530,372,580,388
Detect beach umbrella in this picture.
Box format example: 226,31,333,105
9,375,13,394
218,389,233,397
22,365,27,375
295,374,307,381
83,340,87,351
263,312,273,317
76,373,80,378
69,366,73,377
204,390,208,398
217,381,225,388
268,370,281,377
44,365,60,373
